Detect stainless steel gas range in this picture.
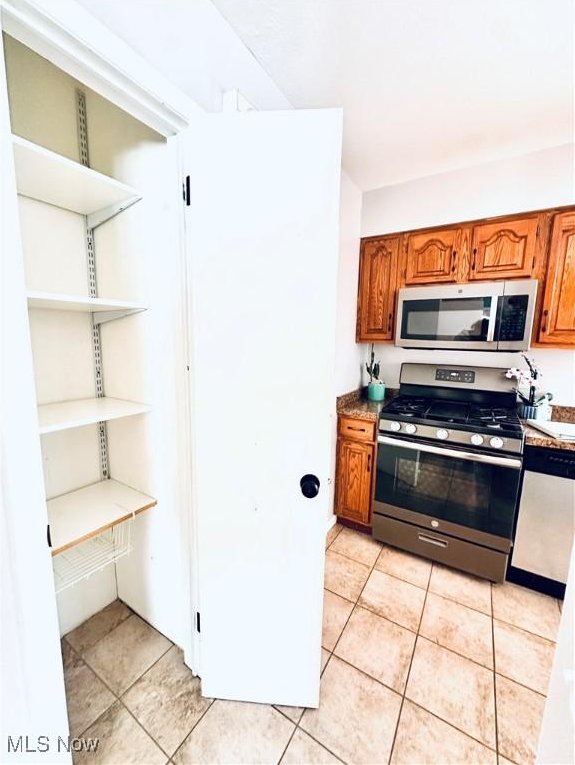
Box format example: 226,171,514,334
372,363,525,582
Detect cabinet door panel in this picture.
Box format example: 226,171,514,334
404,228,460,284
538,212,575,345
357,236,399,341
336,438,374,526
470,216,539,280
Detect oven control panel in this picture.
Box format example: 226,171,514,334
435,369,476,383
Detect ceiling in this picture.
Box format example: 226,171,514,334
210,0,574,190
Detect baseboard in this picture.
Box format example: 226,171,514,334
506,565,566,600
325,514,337,532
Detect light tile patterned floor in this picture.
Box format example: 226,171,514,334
62,523,562,764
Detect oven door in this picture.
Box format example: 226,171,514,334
395,282,503,350
374,436,522,551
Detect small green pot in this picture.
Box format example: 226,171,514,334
367,382,386,402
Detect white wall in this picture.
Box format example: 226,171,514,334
335,172,363,395
367,347,575,408
75,0,291,114
360,145,575,406
362,143,575,236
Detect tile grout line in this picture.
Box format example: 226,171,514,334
492,614,558,645
169,697,216,764
69,638,171,746
491,584,500,763
64,599,132,654
386,564,432,765
289,533,385,765
276,722,298,764
263,517,342,762
288,536,550,763
68,603,295,761
286,726,345,764
327,582,502,676
65,620,174,742
65,641,122,740
117,697,173,760
80,634,173,701
325,543,503,759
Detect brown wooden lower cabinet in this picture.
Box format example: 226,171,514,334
335,416,375,527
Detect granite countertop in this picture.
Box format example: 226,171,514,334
524,428,575,451
336,388,396,422
337,389,575,451
523,405,575,451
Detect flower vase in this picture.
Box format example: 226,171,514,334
367,382,386,402
518,403,537,420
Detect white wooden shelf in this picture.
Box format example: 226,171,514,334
27,291,147,323
38,397,150,434
12,135,141,227
48,479,156,555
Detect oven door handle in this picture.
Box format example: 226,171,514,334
377,435,522,469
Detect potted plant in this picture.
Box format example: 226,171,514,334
365,344,386,402
505,354,553,419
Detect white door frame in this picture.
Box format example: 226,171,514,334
0,0,200,674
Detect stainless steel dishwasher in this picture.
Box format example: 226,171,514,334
508,445,575,598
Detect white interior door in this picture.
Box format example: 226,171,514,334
185,109,342,706
0,30,70,759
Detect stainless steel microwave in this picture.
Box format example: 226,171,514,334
395,279,538,351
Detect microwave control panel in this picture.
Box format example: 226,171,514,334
435,369,476,383
498,295,528,341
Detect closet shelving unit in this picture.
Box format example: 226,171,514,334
27,291,147,324
13,135,141,227
38,397,151,434
14,119,157,591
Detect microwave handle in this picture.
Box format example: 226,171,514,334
486,296,498,342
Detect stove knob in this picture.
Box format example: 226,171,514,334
436,428,449,440
390,421,401,432
471,434,484,446
489,436,504,449
405,423,417,435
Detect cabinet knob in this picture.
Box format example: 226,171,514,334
541,309,549,334
367,453,372,473
387,312,392,332
451,251,457,272
300,474,320,499
471,248,477,270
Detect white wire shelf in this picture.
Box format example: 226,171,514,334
38,397,150,435
12,135,141,226
48,479,156,555
52,520,133,593
27,291,147,324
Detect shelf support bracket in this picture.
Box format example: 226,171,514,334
87,196,142,230
92,307,147,326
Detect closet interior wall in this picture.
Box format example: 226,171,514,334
4,35,188,644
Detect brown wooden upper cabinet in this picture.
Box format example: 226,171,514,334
403,226,463,285
469,215,540,281
538,211,575,345
356,205,575,347
356,235,399,341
